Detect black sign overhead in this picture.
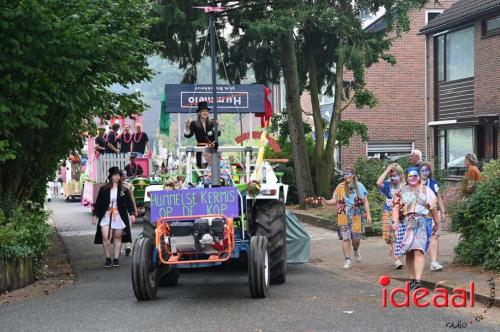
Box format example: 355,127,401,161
164,84,265,113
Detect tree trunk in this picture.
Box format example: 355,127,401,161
326,42,345,168
280,31,315,207
306,47,328,195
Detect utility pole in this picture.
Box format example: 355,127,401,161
208,6,221,186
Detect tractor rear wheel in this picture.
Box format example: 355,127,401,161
252,200,287,284
131,236,158,301
248,235,270,298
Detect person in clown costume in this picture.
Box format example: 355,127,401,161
392,167,440,291
322,167,372,270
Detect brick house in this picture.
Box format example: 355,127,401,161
338,1,457,169
420,0,500,174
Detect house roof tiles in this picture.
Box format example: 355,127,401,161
420,0,500,34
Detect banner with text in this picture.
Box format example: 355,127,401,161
150,187,240,222
164,84,265,113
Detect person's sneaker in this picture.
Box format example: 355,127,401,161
112,259,120,267
104,258,112,268
354,250,361,263
411,280,423,291
430,261,444,271
125,246,132,256
343,259,352,269
394,259,403,270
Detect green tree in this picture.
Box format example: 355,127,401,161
0,0,156,211
150,0,316,206
296,0,426,197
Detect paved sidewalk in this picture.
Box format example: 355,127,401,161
299,215,499,308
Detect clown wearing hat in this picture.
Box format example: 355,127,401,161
184,101,221,168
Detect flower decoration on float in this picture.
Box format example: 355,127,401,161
247,180,261,196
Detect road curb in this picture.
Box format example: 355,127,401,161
292,210,337,231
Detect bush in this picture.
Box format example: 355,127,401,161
354,157,387,191
0,202,52,270
367,188,385,236
452,160,500,271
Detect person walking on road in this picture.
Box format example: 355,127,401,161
461,153,481,198
392,167,440,291
322,168,372,269
419,161,445,271
92,166,136,268
408,149,422,171
377,163,405,269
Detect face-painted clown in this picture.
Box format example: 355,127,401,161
419,165,431,180
407,167,420,187
343,170,354,183
390,170,401,185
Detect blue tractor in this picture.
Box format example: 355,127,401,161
131,146,288,300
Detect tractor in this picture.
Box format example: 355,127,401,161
131,146,288,299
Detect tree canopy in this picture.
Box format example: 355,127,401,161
0,0,156,210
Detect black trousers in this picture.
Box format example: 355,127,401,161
196,152,203,168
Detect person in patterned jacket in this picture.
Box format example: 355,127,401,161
322,167,372,270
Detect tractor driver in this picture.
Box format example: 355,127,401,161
184,101,221,168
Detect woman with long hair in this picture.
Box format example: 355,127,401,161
92,167,136,268
461,153,481,197
392,167,440,290
322,167,372,269
184,101,221,168
419,161,446,271
376,163,405,269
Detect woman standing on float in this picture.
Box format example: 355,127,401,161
392,167,440,291
184,101,221,168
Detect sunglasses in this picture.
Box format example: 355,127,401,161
343,173,353,177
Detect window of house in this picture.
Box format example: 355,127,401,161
437,35,445,81
438,129,446,169
444,128,473,171
426,10,443,24
367,142,413,160
436,26,474,82
483,16,500,36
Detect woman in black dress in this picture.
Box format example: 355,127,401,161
184,101,221,168
92,166,136,268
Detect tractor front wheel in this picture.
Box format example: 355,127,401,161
131,236,158,301
248,235,270,298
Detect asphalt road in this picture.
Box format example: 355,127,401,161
0,198,498,332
